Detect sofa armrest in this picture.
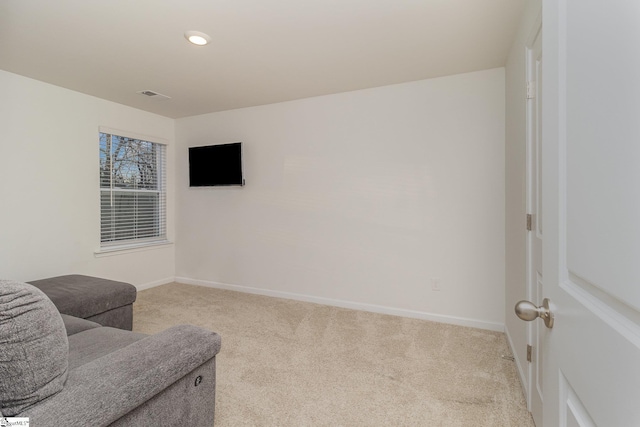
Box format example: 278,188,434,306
21,325,221,427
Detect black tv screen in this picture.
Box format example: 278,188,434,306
189,142,244,187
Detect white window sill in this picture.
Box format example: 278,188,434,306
94,240,173,257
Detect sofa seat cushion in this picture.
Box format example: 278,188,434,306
28,274,137,320
68,327,147,370
0,280,69,416
60,314,101,336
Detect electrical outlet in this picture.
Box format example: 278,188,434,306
431,277,442,291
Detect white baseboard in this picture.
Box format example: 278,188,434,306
505,325,529,404
136,276,175,291
175,276,505,332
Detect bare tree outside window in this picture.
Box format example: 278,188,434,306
99,132,166,245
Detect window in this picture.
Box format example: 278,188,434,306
99,131,167,248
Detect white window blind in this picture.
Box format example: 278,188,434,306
99,132,166,247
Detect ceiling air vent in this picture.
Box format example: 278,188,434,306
136,90,171,100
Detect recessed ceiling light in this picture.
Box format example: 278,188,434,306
184,31,211,46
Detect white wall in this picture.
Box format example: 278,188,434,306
0,70,175,288
504,0,541,396
175,68,505,330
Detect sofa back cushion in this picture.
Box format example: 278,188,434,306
0,280,69,416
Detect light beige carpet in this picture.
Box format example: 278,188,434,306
133,283,534,427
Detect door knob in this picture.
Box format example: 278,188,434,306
515,298,554,328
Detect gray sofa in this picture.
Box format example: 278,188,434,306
0,279,221,426
28,275,138,331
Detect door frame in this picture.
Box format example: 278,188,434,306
525,14,543,424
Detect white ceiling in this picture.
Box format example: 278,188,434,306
0,0,525,119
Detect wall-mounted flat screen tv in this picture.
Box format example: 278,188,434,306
189,142,245,187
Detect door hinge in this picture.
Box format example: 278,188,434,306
526,214,533,231
527,81,536,99
527,344,532,363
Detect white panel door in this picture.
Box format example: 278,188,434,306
541,0,640,426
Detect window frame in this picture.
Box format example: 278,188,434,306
97,127,169,252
